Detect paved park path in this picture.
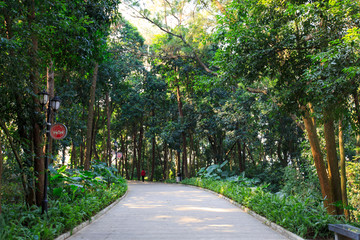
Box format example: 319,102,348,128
67,181,288,240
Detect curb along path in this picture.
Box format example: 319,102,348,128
65,181,291,240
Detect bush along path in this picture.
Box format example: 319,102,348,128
0,161,127,240
181,177,354,240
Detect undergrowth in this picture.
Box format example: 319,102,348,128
0,161,127,240
181,177,345,239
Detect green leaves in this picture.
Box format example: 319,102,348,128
0,164,127,239
183,177,342,239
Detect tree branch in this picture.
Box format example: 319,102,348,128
245,87,305,131
130,5,218,76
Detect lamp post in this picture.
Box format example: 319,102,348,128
39,91,61,214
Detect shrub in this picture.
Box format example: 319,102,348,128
0,162,127,240
182,177,342,239
347,161,360,222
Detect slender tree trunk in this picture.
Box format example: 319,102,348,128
245,144,254,166
91,111,100,161
182,132,187,178
302,109,336,214
0,133,3,214
131,125,137,180
170,149,173,176
124,145,128,178
84,63,98,170
59,146,64,165
189,134,194,177
137,121,144,180
70,142,77,168
237,141,245,172
277,136,287,167
176,150,181,178
106,93,112,167
47,60,55,163
242,143,246,171
121,135,129,179
339,118,349,219
80,142,84,167
163,144,168,179
176,83,187,178
150,137,156,181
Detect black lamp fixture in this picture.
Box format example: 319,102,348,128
50,96,61,111
39,90,49,108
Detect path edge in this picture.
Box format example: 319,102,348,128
54,188,129,240
183,183,305,240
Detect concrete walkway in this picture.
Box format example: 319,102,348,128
67,181,288,240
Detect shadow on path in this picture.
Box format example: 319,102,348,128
67,181,288,240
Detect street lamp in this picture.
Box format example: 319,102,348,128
38,91,61,215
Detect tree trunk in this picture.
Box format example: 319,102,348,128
0,133,3,214
353,90,360,130
46,60,55,163
176,83,187,178
91,109,100,161
176,150,181,178
323,116,343,215
80,142,84,167
137,121,144,180
150,137,156,181
339,118,349,219
131,125,137,180
106,93,112,167
27,0,44,207
163,144,168,179
302,109,336,214
182,132,187,178
189,134,194,177
84,62,98,170
121,134,129,179
277,136,287,167
356,135,360,158
237,141,245,172
70,142,77,168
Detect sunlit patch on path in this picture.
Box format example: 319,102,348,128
66,182,288,240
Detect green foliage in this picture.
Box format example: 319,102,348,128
182,177,342,239
347,161,360,222
0,163,127,240
280,165,322,201
197,161,229,180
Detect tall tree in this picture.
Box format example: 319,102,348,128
84,63,99,170
214,0,360,214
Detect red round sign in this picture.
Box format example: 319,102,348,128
50,123,67,140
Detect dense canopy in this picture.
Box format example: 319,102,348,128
0,0,360,239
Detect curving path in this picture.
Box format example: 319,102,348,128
67,181,288,240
